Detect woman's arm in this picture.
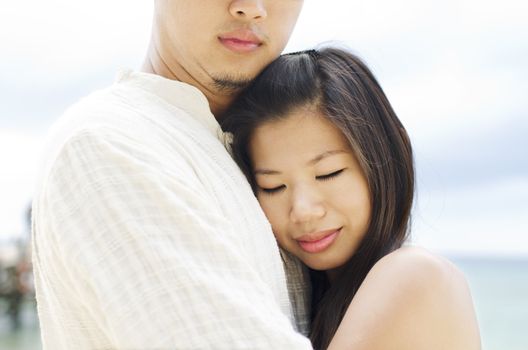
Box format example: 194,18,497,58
327,246,481,350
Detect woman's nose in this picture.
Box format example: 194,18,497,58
228,0,268,21
289,187,326,224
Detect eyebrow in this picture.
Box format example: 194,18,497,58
254,150,347,176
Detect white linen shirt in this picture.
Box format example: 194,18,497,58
32,70,312,350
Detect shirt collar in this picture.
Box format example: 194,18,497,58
115,69,222,138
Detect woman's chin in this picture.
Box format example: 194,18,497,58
302,256,343,272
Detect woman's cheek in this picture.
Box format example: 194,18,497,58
260,200,287,241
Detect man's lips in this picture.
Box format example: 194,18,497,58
296,228,342,254
219,29,263,53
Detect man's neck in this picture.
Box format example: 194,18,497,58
141,45,234,118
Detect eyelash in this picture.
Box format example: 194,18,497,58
259,169,346,195
260,185,286,195
316,169,345,181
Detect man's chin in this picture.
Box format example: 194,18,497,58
212,76,253,94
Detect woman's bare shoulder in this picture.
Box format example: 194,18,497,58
372,246,461,286
328,246,481,350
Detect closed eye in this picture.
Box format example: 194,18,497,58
316,169,345,181
259,184,286,195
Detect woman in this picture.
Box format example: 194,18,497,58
221,48,480,349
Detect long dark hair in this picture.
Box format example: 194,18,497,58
221,47,414,350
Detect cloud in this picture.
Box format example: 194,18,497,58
0,2,152,128
416,114,528,189
0,67,118,129
413,177,528,256
0,1,151,82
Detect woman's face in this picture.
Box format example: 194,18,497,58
249,106,371,271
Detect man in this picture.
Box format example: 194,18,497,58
32,1,312,349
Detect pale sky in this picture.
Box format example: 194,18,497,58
1,0,527,256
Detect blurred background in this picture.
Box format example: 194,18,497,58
1,1,526,349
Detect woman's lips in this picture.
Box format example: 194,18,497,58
296,228,341,254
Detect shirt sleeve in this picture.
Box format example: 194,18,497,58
39,128,312,349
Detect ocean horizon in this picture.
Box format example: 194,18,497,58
450,256,528,350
